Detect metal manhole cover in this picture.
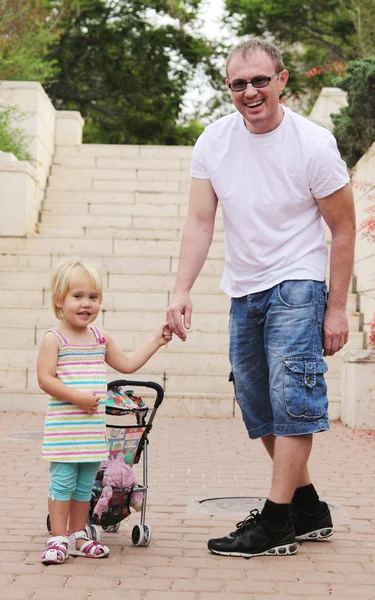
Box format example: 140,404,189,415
193,496,349,522
197,496,266,514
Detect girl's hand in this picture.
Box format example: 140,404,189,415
76,392,100,415
155,322,173,347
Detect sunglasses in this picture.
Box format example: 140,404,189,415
228,73,281,92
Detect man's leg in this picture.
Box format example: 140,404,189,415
208,292,297,558
207,281,333,557
262,280,333,541
262,434,312,490
268,434,312,504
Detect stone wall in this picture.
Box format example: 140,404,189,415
351,144,375,344
0,82,83,236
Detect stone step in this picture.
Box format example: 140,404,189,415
40,211,224,233
0,264,223,294
0,288,231,312
37,223,224,242
44,190,190,206
52,156,191,171
42,199,190,217
0,389,234,418
0,362,342,397
54,144,193,159
41,213,188,228
0,287,360,324
0,346,231,372
37,224,182,240
0,325,362,359
0,340,354,399
50,166,191,182
326,397,341,421
0,251,223,278
0,388,342,419
47,174,190,194
0,266,222,293
1,236,226,257
1,365,234,395
0,334,361,375
0,304,363,333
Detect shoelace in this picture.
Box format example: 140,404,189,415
232,509,263,535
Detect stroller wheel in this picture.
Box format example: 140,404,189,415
46,514,52,534
105,523,121,533
143,524,152,546
85,523,101,541
132,524,145,546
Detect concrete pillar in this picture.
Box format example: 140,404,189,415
55,111,85,145
308,87,348,131
0,151,37,236
341,350,375,429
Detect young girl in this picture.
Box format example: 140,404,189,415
37,259,172,564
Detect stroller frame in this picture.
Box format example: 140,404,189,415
89,379,164,546
46,379,164,548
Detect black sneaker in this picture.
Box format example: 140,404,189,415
207,509,297,558
291,501,333,541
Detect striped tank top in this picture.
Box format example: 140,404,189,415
41,326,109,463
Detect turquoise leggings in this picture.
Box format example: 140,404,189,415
48,461,100,502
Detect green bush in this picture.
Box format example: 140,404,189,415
332,57,375,168
0,105,32,161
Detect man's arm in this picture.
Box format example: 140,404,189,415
317,183,356,356
167,177,218,340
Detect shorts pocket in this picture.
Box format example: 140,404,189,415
277,280,314,308
284,355,328,420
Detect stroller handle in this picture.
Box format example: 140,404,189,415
107,379,164,409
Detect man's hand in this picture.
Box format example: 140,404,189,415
76,392,100,415
323,306,349,356
166,291,193,341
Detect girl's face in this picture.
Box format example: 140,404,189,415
56,276,101,329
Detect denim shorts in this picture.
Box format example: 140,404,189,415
49,461,101,502
229,280,330,439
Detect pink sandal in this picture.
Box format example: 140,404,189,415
68,530,110,558
42,536,69,564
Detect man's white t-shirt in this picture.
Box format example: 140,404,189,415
190,105,350,297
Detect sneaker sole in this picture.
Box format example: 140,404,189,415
296,527,333,542
208,542,298,558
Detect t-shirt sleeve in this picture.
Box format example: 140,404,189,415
190,131,210,179
308,132,350,199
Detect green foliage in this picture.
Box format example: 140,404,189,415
174,119,205,145
0,0,220,145
42,0,221,144
224,0,375,98
332,57,375,168
0,105,32,161
0,1,60,84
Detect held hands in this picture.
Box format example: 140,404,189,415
75,391,100,415
166,291,192,341
323,306,349,356
153,321,173,347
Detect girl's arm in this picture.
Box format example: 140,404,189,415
37,333,99,414
104,322,172,374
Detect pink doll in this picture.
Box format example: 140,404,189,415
93,454,143,519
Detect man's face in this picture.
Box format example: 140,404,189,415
226,50,288,134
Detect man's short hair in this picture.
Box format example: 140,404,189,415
226,39,285,75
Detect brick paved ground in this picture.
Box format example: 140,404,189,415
1,409,375,600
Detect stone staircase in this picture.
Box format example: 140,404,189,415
0,143,364,418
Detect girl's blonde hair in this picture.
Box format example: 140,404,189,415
51,259,103,320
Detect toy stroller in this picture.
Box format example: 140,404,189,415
47,379,164,548
88,379,164,547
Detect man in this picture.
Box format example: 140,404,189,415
166,39,356,558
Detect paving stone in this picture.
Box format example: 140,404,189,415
0,413,375,599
